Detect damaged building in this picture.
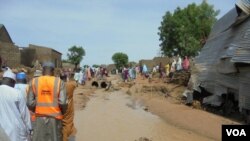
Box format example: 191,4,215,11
139,57,171,70
0,24,62,68
187,3,250,122
21,44,62,68
0,24,21,67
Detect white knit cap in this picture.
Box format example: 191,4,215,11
3,70,16,81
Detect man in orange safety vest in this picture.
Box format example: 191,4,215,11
27,62,67,141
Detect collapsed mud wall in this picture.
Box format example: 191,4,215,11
0,41,21,67
20,48,36,67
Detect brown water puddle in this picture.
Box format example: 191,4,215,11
75,91,214,141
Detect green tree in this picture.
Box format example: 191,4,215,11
112,52,129,69
67,45,85,70
158,0,219,57
92,64,100,68
83,65,88,68
62,59,70,63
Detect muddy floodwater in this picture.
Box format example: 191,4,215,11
75,90,214,141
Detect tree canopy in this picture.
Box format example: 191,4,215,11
67,45,85,70
158,0,219,57
92,64,100,68
112,52,129,69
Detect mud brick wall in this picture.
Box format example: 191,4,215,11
20,48,36,67
139,59,155,70
0,26,13,43
29,44,52,63
107,64,116,72
51,50,62,68
139,57,173,70
29,44,62,68
0,41,21,67
153,57,171,66
62,62,75,69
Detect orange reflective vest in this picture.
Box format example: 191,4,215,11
32,76,63,119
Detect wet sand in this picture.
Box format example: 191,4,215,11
75,90,213,141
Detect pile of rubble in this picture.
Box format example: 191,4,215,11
141,85,168,94
169,71,191,86
135,137,152,141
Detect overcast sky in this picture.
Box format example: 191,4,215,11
0,0,235,66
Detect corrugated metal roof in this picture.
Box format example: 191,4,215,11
190,5,250,110
232,47,250,63
208,8,238,39
191,7,250,95
236,0,250,14
231,25,250,63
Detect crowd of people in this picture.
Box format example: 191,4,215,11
0,56,190,141
0,62,77,141
121,56,190,82
65,66,109,86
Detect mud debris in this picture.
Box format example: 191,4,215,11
135,137,152,141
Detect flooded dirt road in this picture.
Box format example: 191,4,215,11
75,90,214,141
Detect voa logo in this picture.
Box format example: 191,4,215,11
226,129,246,136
